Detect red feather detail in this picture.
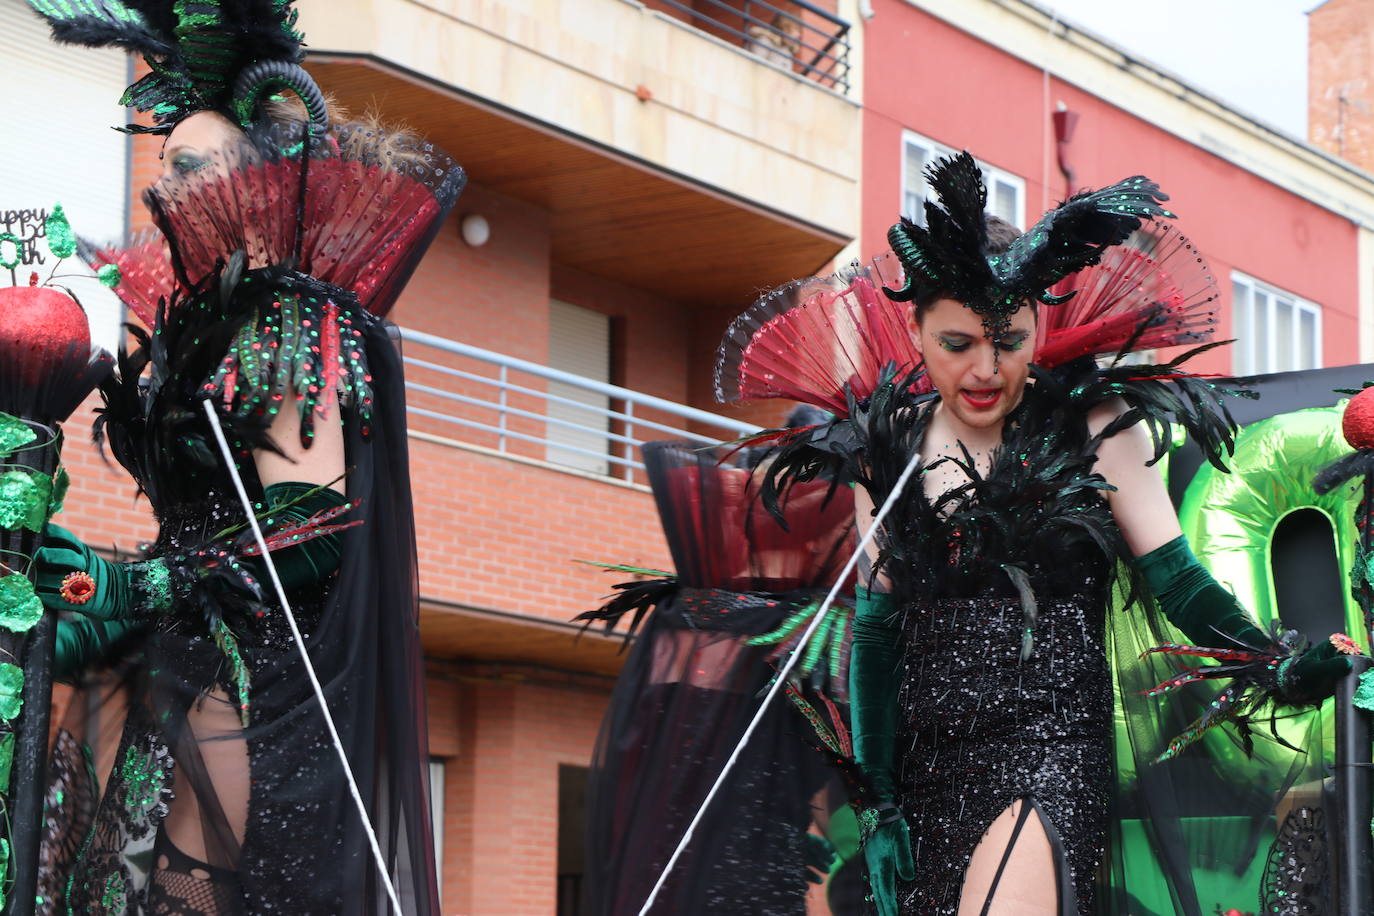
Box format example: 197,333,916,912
1036,224,1219,366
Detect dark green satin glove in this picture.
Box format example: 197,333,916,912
33,524,164,621
862,812,915,916
850,586,914,914
1137,535,1269,649
53,618,146,683
1279,640,1351,705
1138,535,1350,703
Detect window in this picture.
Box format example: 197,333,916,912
557,764,589,916
429,759,445,901
2,0,128,352
546,301,612,474
1231,273,1321,375
901,131,1025,229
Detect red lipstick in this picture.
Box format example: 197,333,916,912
960,388,1002,409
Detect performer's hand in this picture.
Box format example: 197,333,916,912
862,809,914,916
801,832,835,884
1278,639,1352,705
33,524,132,620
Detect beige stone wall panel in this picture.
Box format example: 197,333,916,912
296,0,861,237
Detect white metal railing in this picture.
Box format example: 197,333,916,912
398,328,760,479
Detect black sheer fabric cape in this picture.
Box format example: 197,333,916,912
581,441,856,916
38,316,437,914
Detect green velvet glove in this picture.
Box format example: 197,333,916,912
257,482,349,588
35,483,348,622
850,586,915,914
1278,640,1351,705
1138,535,1350,704
53,618,146,683
34,525,168,621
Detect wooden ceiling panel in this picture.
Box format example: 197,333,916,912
420,604,628,677
306,56,846,304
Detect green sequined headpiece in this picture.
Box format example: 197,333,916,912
885,151,1174,340
27,0,326,134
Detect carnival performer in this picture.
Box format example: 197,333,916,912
714,152,1352,916
23,2,463,912
577,417,859,915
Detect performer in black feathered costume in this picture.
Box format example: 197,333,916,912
577,430,858,915
23,1,463,911
716,152,1352,915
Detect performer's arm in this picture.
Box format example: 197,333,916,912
850,486,914,916
252,387,346,494
1093,404,1349,703
53,618,145,683
34,482,349,620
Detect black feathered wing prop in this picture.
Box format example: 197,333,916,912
885,152,1174,339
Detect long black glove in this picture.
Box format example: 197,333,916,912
850,585,915,916
1137,535,1350,704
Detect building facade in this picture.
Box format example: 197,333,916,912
5,0,1374,913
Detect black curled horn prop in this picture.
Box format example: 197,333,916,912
231,60,329,131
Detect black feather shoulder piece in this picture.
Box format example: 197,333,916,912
886,151,1173,341
94,256,377,511
738,347,1248,656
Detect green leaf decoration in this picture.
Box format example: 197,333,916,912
0,414,36,461
50,465,69,516
0,575,43,634
1354,667,1374,713
0,732,14,794
0,469,53,533
97,263,122,288
44,203,76,260
0,233,19,271
0,663,24,722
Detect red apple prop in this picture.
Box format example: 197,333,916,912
0,283,92,386
1343,386,1374,451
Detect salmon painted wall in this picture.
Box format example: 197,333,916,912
861,0,1360,376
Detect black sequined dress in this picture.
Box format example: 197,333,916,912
860,372,1150,916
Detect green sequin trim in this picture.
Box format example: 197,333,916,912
130,560,173,613
50,465,69,516
44,203,76,260
857,806,881,845
0,413,36,460
0,574,43,634
118,744,167,817
0,732,14,794
97,263,122,289
0,663,24,722
0,468,53,532
1354,667,1374,713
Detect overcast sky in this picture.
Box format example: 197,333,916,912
1043,0,1313,138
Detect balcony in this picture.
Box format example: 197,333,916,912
400,327,760,675
650,0,852,95
294,0,860,305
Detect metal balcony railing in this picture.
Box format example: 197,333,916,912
657,0,851,95
398,328,760,483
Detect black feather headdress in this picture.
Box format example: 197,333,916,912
27,0,321,133
886,151,1174,340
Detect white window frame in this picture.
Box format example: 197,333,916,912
900,130,1026,230
1230,271,1322,376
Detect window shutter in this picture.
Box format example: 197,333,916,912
1,0,129,351
546,300,611,474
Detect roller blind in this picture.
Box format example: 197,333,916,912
0,0,130,351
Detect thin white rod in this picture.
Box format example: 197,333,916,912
201,400,405,912
637,446,925,915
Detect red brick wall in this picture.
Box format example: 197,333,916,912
440,666,611,916
1310,0,1374,168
